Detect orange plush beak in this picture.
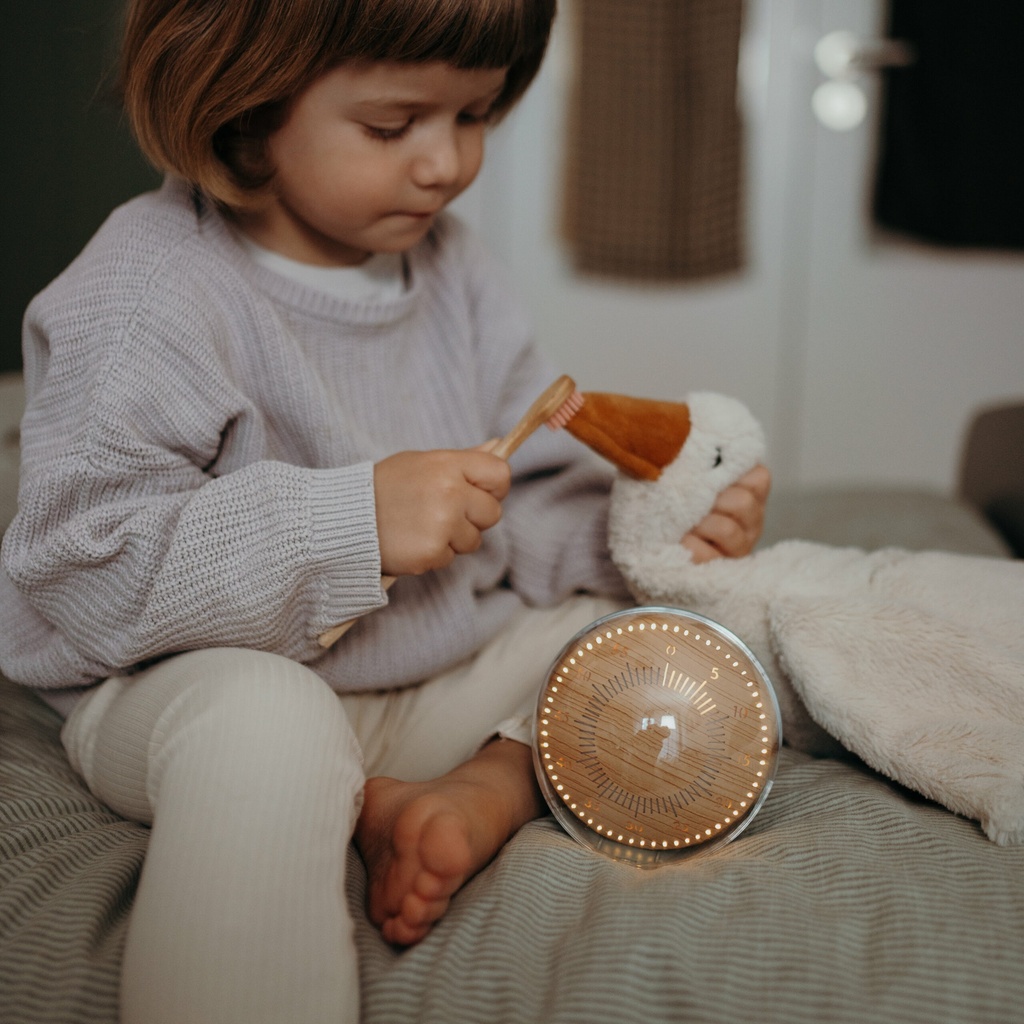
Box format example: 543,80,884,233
564,393,692,481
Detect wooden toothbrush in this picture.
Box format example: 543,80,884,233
317,375,584,648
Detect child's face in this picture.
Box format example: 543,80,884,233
236,61,507,266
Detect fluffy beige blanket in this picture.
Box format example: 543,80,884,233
598,392,1024,844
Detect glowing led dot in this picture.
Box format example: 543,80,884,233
760,760,766,766
639,624,645,631
639,839,646,846
586,643,593,650
540,741,549,748
747,792,754,798
674,840,680,846
715,644,721,650
556,784,563,791
740,801,747,808
587,818,593,825
629,838,635,844
617,835,624,842
756,771,763,777
628,625,634,632
715,824,722,830
569,658,576,665
546,696,554,704
617,628,623,634
577,650,584,658
540,730,548,737
705,829,712,836
550,686,558,693
595,637,602,644
561,793,569,800
705,639,712,646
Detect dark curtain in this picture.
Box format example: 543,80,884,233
874,1,1024,249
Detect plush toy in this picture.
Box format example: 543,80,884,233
563,390,1024,845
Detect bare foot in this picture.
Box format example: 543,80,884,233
354,739,544,946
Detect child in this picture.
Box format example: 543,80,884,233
0,1,771,1021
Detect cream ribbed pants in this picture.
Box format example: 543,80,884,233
61,595,621,1024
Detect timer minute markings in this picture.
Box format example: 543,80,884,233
535,608,781,860
574,661,729,814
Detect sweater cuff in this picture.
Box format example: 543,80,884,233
307,462,386,631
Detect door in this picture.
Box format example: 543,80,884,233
455,0,1024,492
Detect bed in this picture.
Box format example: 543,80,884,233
2,372,1023,1024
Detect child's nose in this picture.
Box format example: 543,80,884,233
411,126,463,189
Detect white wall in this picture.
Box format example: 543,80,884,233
455,0,1024,494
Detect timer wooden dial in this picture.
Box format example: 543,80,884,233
533,607,782,864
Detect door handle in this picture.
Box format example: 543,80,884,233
814,30,915,79
811,30,915,132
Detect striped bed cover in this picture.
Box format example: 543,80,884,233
3,674,1023,1024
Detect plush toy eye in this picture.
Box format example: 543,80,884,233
712,447,723,468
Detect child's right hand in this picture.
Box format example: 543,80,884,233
373,447,511,577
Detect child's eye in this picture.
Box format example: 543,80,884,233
365,121,412,142
458,105,496,127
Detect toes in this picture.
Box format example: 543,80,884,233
383,891,451,948
381,914,430,947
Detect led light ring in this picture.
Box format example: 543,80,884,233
533,607,782,865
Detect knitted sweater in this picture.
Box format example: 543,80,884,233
1,177,625,714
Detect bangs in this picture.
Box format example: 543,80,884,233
332,0,556,109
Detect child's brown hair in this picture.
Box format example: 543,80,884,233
121,0,556,208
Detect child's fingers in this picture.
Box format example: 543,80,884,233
461,448,512,500
681,532,722,564
682,464,772,560
734,464,772,505
684,511,749,560
464,484,503,531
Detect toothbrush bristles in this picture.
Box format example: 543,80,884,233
546,390,585,430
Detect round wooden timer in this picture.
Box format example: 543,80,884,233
533,607,782,864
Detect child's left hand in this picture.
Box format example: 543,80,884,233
681,464,771,563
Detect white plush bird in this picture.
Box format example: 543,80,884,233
563,389,1024,845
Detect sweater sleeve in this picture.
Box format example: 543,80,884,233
1,278,385,688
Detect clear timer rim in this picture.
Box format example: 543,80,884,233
532,605,783,866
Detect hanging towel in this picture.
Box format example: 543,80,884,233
562,0,744,281
874,1,1024,249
